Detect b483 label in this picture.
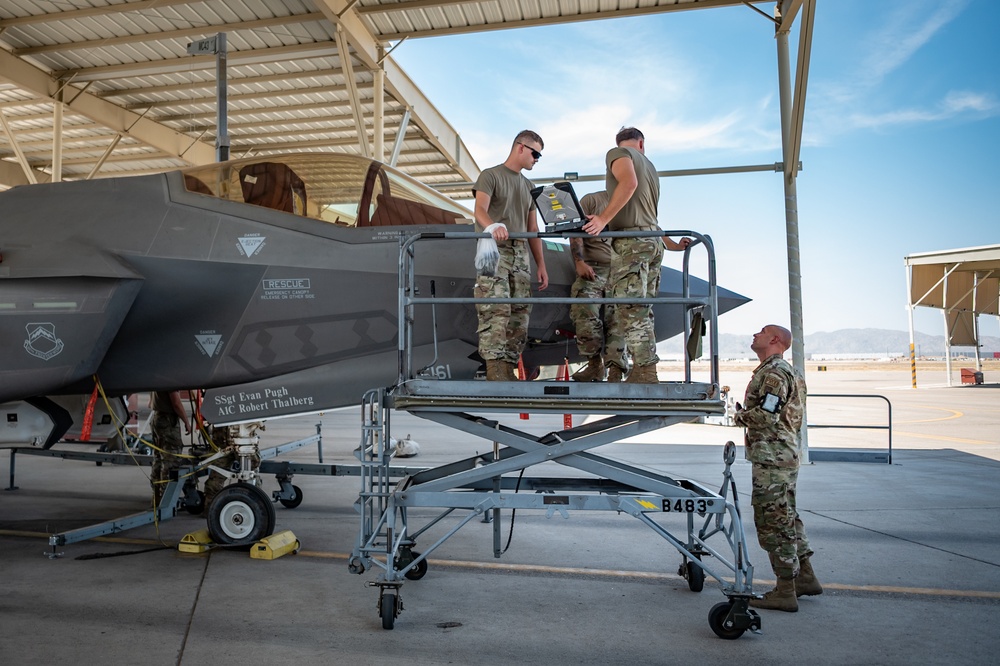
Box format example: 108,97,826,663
662,498,709,513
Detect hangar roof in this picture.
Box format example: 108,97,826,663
0,0,772,190
906,244,1000,347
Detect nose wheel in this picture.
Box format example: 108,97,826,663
206,482,276,546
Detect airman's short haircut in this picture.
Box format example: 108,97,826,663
514,130,544,150
615,126,644,145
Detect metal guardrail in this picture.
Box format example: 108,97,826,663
394,228,721,386
808,393,892,464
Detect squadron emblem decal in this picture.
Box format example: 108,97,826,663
24,323,65,361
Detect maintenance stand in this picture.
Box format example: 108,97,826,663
349,230,760,639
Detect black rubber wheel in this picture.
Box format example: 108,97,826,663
206,482,276,546
278,485,303,509
686,556,705,592
708,602,746,640
404,552,428,581
184,489,206,515
381,593,396,630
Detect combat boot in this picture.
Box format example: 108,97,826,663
796,557,823,597
606,364,626,383
625,363,659,384
571,356,605,382
749,577,798,612
502,361,518,381
485,359,505,381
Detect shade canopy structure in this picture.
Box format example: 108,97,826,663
905,244,1000,386
0,1,812,193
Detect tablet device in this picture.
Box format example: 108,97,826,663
530,181,588,232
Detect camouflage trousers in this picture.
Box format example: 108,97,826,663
607,236,663,368
570,263,625,367
150,412,184,500
751,463,813,579
475,241,531,364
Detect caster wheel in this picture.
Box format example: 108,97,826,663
381,593,397,630
708,602,747,640
395,549,428,581
686,556,705,592
206,482,276,546
278,485,303,509
404,551,428,581
348,557,366,575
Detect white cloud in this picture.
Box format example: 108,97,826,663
846,91,999,130
861,0,969,85
808,0,987,141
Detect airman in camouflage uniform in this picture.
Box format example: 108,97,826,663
569,190,627,382
582,128,690,383
474,130,549,380
734,324,823,612
149,391,190,506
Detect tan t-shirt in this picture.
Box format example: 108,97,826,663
473,164,535,233
605,146,660,231
579,191,612,265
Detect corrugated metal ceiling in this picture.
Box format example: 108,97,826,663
0,0,753,190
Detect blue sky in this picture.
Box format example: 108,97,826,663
391,0,999,338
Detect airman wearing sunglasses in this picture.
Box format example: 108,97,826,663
472,130,550,381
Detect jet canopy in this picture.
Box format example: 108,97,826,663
181,154,472,228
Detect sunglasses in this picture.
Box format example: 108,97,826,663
518,142,542,159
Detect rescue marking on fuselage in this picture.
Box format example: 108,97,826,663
260,278,314,301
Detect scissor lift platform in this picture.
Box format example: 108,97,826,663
351,383,760,639
389,378,722,414
349,229,760,639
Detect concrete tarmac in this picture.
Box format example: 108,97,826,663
1,366,998,665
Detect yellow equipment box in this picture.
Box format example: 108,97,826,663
178,529,215,554
250,530,300,560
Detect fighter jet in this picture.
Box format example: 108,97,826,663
0,152,749,447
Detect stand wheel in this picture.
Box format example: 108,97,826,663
348,557,365,574
685,555,705,592
184,489,206,515
278,485,303,509
381,593,397,630
206,482,276,546
708,602,747,640
404,551,428,581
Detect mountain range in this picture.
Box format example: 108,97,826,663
712,328,1000,359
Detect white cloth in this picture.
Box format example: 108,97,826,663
391,435,420,458
475,223,505,276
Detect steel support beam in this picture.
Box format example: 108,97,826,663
0,109,37,184
314,0,479,181
0,49,215,169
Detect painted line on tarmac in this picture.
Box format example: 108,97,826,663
297,549,1000,599
894,407,963,424
893,430,996,446
4,530,999,599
